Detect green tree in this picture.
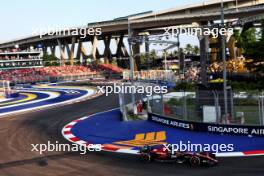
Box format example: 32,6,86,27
172,50,178,58
150,49,158,60
162,50,169,58
234,23,256,49
42,53,59,66
193,45,199,55
184,44,193,55
140,53,148,65
244,21,264,73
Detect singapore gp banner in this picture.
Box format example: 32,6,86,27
148,113,264,137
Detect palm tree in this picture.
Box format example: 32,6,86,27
185,44,194,55
162,50,169,58
150,49,158,60
193,45,199,55
172,50,178,58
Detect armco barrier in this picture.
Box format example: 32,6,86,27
148,113,264,137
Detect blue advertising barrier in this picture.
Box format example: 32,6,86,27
148,113,264,137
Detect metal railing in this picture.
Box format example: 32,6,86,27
8,73,103,85
149,90,264,126
121,83,264,126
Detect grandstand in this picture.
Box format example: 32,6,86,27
0,66,97,84
0,63,124,84
0,48,125,84
0,50,43,69
88,64,123,74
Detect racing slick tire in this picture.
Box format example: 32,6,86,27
140,153,152,163
189,156,201,167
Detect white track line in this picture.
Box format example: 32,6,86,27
0,88,97,118
0,90,59,110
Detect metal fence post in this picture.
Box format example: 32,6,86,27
161,88,164,115
119,91,127,121
183,91,187,120
213,90,220,124
230,89,234,120
258,94,262,125
261,91,264,125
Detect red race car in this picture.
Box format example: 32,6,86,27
139,145,218,167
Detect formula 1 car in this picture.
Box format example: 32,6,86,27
139,145,218,167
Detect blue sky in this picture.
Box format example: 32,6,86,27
0,0,203,42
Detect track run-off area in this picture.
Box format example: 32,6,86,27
62,109,264,157
0,83,263,176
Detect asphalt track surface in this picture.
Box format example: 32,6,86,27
0,91,264,176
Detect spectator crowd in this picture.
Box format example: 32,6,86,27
0,64,123,84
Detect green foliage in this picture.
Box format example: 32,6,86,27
242,28,257,44
183,44,199,55
242,21,264,73
140,53,147,63
193,45,199,55
261,21,264,42
166,96,195,107
42,53,60,66
185,44,193,55
172,50,178,57
244,41,264,72
166,98,182,106
162,50,168,58
150,49,158,60
231,81,264,91
174,82,196,91
232,29,243,48
234,98,258,106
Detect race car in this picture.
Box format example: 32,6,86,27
139,145,218,167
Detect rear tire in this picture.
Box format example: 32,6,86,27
189,156,200,167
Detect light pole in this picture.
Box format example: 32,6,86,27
164,50,167,71
128,20,137,114
128,21,135,81
221,0,228,123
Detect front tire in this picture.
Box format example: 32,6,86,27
140,153,152,163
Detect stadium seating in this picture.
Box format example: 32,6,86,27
88,64,123,74
0,66,97,83
0,64,123,83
